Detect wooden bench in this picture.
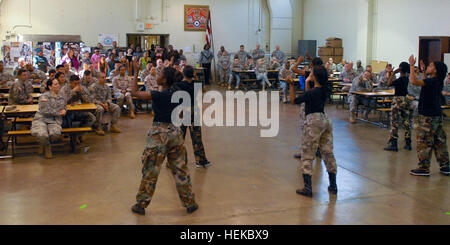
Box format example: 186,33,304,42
7,127,92,157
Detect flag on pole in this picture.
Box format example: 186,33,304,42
206,10,212,46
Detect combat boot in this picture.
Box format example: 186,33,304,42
296,174,313,198
44,145,52,159
404,138,412,151
129,110,136,119
349,112,356,124
110,124,121,133
384,139,398,152
328,172,338,194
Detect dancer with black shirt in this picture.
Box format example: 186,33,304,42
384,62,412,151
289,66,338,198
130,67,198,215
408,55,450,176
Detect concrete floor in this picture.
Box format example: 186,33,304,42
0,87,449,225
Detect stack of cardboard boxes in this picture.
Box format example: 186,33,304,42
318,37,343,64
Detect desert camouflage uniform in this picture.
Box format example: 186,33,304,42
389,96,412,140
31,91,67,146
8,79,33,105
81,76,98,88
144,74,158,91
89,82,121,128
135,122,197,209
416,115,450,169
301,113,338,175
112,75,135,112
60,84,96,127
348,76,376,114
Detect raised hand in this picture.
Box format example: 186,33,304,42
409,55,416,66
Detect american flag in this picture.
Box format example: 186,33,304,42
206,10,212,46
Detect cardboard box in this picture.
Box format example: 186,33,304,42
326,37,342,48
318,47,334,56
333,47,343,56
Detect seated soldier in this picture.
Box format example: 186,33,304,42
26,63,46,84
61,75,96,140
0,60,14,87
109,63,122,78
89,72,121,135
230,57,243,90
140,62,153,82
348,70,377,123
112,65,136,119
279,61,295,103
355,60,365,75
255,58,271,91
244,56,255,71
336,59,347,72
8,68,33,105
339,63,358,92
377,64,393,90
144,67,159,92
63,62,76,82
40,69,56,93
267,56,281,71
81,70,98,88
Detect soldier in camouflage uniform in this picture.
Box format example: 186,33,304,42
218,50,232,87
144,67,159,91
89,72,121,135
267,57,281,71
31,79,67,159
26,63,46,84
230,58,243,89
377,64,393,90
63,62,76,82
255,58,271,91
339,63,358,92
8,69,33,105
236,45,249,66
271,45,285,65
279,61,295,103
408,56,450,177
384,62,412,152
0,61,14,87
140,62,153,82
81,70,98,88
112,65,136,119
251,44,265,63
61,75,96,130
216,46,226,83
289,66,338,197
348,70,377,123
131,67,198,215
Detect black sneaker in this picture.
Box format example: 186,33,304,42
409,167,430,176
440,166,450,176
195,161,212,168
294,153,302,159
186,203,199,214
131,203,145,215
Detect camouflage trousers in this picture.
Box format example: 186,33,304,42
114,92,135,111
136,122,196,208
416,115,450,169
181,125,208,163
31,118,62,146
349,94,377,113
94,103,121,127
301,113,337,176
389,96,412,140
299,104,305,146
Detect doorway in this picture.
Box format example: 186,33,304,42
126,34,169,51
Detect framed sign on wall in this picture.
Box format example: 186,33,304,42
184,5,209,32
